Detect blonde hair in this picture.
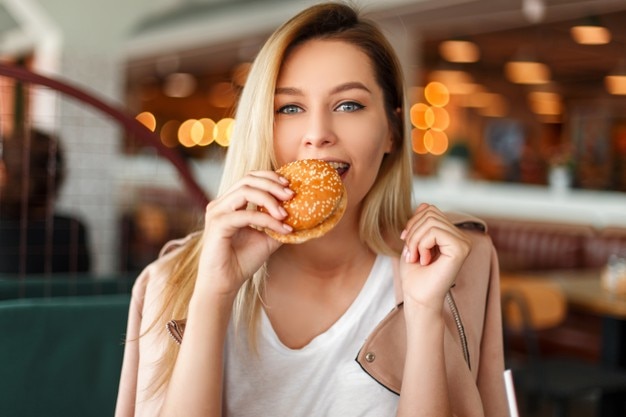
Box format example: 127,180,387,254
149,1,413,395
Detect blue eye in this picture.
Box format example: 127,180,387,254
336,102,364,112
277,104,302,114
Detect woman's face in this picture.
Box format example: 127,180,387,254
273,39,393,213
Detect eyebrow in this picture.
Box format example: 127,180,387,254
275,81,372,96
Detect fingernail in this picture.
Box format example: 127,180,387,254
279,207,288,218
283,223,293,232
284,187,294,196
400,229,407,240
402,246,410,262
279,176,289,185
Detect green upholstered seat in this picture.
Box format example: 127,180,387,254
0,273,136,300
0,294,130,417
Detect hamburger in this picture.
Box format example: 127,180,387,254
263,159,347,244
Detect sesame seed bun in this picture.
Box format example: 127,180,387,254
264,159,347,244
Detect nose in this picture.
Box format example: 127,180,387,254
303,107,336,148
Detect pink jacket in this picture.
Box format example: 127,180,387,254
115,212,509,416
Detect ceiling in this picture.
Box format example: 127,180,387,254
420,8,626,102
122,0,626,123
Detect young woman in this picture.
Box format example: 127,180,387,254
115,3,508,416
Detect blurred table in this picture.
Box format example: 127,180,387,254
503,269,626,367
548,269,626,321
502,269,626,416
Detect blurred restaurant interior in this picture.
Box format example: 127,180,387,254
1,0,625,274
2,0,626,416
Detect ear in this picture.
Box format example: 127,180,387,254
384,107,402,154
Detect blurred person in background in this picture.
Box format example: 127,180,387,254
0,129,91,275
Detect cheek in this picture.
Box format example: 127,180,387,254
351,124,392,163
273,122,300,166
352,135,389,185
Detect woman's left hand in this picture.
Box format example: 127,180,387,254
399,203,471,312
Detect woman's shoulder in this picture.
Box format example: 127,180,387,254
445,211,488,234
446,211,494,256
132,231,201,302
158,231,202,258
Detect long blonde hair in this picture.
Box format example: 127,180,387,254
150,0,413,394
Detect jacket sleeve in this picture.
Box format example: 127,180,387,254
477,243,510,417
114,234,196,417
114,267,149,417
356,213,510,416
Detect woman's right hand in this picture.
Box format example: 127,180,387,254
194,170,295,298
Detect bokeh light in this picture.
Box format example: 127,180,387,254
160,120,180,148
410,103,430,129
424,81,450,107
136,111,157,132
214,118,235,147
424,130,449,155
198,118,216,146
411,128,428,154
426,106,450,131
178,119,197,148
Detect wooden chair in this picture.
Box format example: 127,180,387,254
501,278,626,417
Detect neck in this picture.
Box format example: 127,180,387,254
272,234,374,277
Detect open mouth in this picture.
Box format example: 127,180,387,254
327,161,350,179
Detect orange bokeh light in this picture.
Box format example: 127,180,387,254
411,128,428,154
425,106,450,131
424,130,449,155
425,81,450,107
214,118,235,147
410,103,430,129
136,111,157,132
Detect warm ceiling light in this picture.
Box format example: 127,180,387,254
505,61,551,84
570,25,611,45
439,40,480,63
570,16,611,45
605,75,626,95
528,91,562,115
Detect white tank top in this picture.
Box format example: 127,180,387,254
223,255,399,417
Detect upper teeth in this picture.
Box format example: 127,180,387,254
327,161,349,170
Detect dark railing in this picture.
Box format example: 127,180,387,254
0,62,209,208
